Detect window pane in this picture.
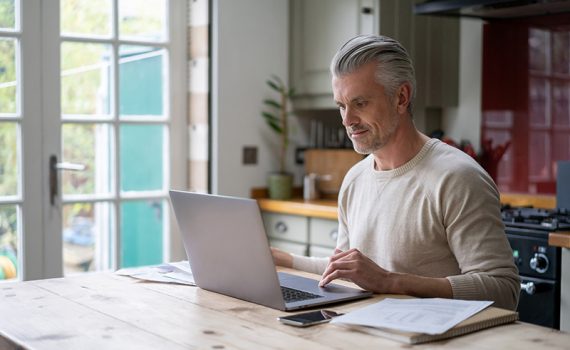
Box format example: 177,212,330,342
62,123,113,195
552,80,570,128
61,0,112,37
529,131,550,181
0,204,18,281
120,199,163,268
120,124,164,191
529,28,549,73
0,0,15,31
552,30,570,75
0,122,18,196
61,42,111,117
119,0,167,42
119,45,165,118
63,201,113,275
0,38,17,114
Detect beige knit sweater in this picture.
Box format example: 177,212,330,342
293,139,520,310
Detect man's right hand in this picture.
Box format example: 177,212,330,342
270,247,293,268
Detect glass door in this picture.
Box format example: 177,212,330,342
0,0,186,281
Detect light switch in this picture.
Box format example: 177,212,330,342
242,146,258,165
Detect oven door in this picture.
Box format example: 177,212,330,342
518,276,560,329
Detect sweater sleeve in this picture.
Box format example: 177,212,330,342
291,255,329,275
439,163,520,310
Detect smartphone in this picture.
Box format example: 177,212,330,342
277,310,343,327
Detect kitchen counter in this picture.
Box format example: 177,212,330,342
256,193,570,248
257,198,338,220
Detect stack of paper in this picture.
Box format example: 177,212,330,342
115,260,195,286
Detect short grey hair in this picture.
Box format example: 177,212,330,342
330,34,416,115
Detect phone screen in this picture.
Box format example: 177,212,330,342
278,310,342,327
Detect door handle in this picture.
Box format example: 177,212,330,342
49,155,86,205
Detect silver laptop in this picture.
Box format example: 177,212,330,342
169,190,372,311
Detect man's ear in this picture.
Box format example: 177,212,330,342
395,82,412,115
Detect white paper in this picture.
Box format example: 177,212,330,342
331,298,493,335
115,260,195,286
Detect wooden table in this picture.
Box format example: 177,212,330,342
1,268,568,349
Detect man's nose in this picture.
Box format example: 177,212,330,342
342,107,358,127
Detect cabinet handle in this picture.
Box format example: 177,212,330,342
361,7,373,14
329,229,338,242
275,221,288,234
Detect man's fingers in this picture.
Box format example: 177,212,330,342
320,259,356,286
329,248,358,262
319,268,354,287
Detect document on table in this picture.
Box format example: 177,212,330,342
331,298,493,335
115,260,195,286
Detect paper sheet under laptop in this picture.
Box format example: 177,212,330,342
116,260,195,286
331,298,493,335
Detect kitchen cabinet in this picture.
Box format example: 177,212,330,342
290,0,379,109
262,212,338,257
289,0,459,110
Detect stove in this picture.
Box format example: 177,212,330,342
501,205,564,329
501,206,570,232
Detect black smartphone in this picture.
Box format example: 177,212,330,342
277,310,343,327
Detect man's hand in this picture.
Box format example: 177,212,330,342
319,248,453,298
319,248,391,292
270,247,293,268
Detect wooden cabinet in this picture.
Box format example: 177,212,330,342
290,0,379,109
262,212,338,257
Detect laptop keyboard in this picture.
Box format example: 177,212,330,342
281,286,323,303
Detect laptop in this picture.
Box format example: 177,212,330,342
169,190,372,311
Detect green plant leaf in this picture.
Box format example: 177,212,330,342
270,75,284,87
267,120,283,134
266,79,281,93
262,111,279,123
287,87,295,97
263,99,281,109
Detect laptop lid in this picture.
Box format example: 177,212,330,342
169,190,372,311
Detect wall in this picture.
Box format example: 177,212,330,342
211,0,304,197
442,18,484,151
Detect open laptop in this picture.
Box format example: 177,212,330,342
169,190,372,311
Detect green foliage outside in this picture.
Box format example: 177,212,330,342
0,122,17,196
0,38,16,114
0,0,14,29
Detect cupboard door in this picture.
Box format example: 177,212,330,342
290,0,378,109
262,212,309,244
309,218,338,248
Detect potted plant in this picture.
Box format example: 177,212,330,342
261,75,295,200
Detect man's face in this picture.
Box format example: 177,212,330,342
332,62,400,155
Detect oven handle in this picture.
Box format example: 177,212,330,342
520,281,536,295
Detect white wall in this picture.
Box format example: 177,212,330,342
441,18,484,151
212,0,303,197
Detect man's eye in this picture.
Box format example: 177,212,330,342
338,105,346,111
356,101,367,108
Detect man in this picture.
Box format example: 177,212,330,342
272,34,520,310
